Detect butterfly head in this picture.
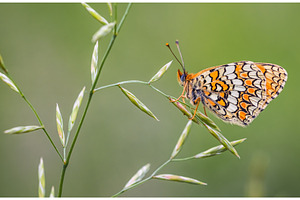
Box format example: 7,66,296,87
177,69,188,86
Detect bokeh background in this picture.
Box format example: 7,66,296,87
0,3,298,197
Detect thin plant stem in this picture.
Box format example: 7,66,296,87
58,163,68,197
94,80,170,98
6,72,63,161
114,3,117,36
172,156,195,162
94,80,148,91
58,3,132,197
112,159,172,197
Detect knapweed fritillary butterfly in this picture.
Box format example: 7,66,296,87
167,41,288,126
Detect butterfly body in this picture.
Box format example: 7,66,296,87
177,61,287,126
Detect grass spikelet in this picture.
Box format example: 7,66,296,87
171,120,192,159
38,158,45,197
153,174,207,185
4,125,43,134
81,2,109,25
0,72,19,93
56,104,65,147
149,60,173,83
123,163,150,190
119,85,159,121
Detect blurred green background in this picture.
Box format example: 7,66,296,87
0,3,298,197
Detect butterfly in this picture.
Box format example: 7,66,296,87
167,41,288,126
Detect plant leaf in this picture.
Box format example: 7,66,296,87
171,120,192,159
0,72,19,93
204,124,240,158
49,186,55,198
92,22,116,43
81,2,109,25
169,97,200,124
56,104,65,147
119,86,159,121
4,125,43,134
195,110,221,132
169,97,238,157
91,41,98,84
0,53,8,73
153,174,207,185
149,60,172,83
68,87,85,133
107,3,113,16
194,138,246,159
38,158,45,197
123,163,150,190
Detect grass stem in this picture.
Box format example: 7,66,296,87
57,3,132,197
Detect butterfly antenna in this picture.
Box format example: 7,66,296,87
166,42,186,74
175,40,185,69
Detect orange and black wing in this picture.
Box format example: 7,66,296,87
189,61,287,126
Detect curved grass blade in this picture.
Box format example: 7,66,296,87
204,124,240,158
171,120,192,159
169,98,237,157
169,97,200,124
91,41,98,84
153,174,207,185
4,125,43,134
38,158,45,197
81,2,109,25
123,163,150,190
0,53,8,73
149,60,173,83
107,3,113,17
169,97,220,131
0,72,19,93
68,87,86,133
92,22,116,43
195,110,221,132
56,104,65,147
49,186,55,198
119,85,159,121
194,138,246,159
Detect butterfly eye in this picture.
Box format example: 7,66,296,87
180,74,186,82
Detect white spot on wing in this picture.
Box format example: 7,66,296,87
249,96,260,107
234,85,246,92
243,64,253,71
248,106,256,115
227,95,237,104
224,65,235,75
256,89,262,98
249,71,258,79
205,84,211,90
253,79,262,89
209,93,218,101
216,84,222,91
227,103,238,112
230,91,240,98
205,75,212,84
227,73,236,80
232,79,243,85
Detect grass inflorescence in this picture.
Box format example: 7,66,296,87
0,3,246,197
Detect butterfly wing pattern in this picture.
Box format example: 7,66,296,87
184,61,287,126
255,63,288,109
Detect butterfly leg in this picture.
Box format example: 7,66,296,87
170,93,187,103
190,97,201,120
170,82,188,103
203,105,207,116
182,97,186,104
